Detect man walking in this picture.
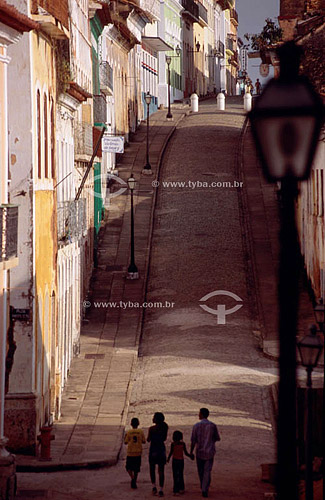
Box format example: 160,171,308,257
190,408,221,498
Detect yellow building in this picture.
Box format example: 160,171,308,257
6,0,68,453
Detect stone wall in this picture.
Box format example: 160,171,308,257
279,0,305,18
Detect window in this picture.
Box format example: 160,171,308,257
50,98,55,178
37,90,41,178
319,169,324,217
44,94,48,178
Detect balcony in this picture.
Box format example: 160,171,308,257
74,122,93,158
0,205,18,270
230,8,238,25
217,0,234,10
197,1,208,26
181,0,199,23
93,94,107,125
31,0,69,38
139,0,160,20
226,36,234,52
216,40,225,58
99,62,113,96
57,199,86,244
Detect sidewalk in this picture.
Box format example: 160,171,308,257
15,108,185,472
238,116,316,359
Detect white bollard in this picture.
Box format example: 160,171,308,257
236,82,240,96
216,92,225,111
244,92,252,112
190,93,198,113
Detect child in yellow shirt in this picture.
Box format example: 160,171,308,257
124,417,146,489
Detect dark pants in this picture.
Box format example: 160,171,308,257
196,457,214,493
149,462,165,488
172,459,185,493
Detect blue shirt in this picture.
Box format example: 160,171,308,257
191,419,220,460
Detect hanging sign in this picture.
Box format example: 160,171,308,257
102,136,125,153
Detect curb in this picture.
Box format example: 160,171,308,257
235,116,267,348
16,112,186,473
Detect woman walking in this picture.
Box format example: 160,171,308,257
147,412,169,497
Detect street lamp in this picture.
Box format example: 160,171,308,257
127,176,139,280
248,40,325,500
166,45,182,120
142,92,152,175
314,299,325,500
166,55,172,119
297,326,323,500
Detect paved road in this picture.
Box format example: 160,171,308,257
17,101,277,499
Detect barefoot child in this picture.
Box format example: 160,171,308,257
167,430,194,495
124,417,146,489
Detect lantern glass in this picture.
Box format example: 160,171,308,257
176,45,181,56
297,328,323,368
128,177,136,190
166,55,171,65
314,302,325,328
145,92,151,105
249,78,324,181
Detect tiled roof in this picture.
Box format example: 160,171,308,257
0,0,39,32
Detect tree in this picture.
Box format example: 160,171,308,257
300,28,325,94
245,18,282,52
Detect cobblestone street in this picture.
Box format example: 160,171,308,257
17,100,278,499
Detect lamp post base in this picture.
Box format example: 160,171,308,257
142,164,153,175
166,113,173,120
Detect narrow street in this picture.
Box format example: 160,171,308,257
17,100,277,499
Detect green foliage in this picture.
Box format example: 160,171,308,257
301,28,325,94
244,18,282,51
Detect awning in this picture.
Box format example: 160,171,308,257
142,36,173,52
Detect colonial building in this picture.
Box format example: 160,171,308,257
0,3,37,497
6,0,62,454
278,0,325,299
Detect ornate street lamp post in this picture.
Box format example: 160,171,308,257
314,300,325,500
142,92,152,175
166,45,181,120
248,41,324,500
166,55,172,119
127,176,139,280
297,326,323,500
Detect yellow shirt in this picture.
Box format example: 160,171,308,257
124,428,146,456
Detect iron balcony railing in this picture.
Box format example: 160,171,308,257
99,62,113,96
226,36,234,52
0,205,18,263
57,199,86,244
181,0,199,22
197,1,208,24
93,94,107,125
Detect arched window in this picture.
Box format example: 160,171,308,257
44,93,48,178
50,97,55,178
37,90,41,178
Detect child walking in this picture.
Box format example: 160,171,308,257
124,417,146,489
167,430,194,495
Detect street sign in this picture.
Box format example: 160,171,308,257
11,308,31,321
102,136,124,153
260,63,269,78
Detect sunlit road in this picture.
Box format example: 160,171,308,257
18,100,277,500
